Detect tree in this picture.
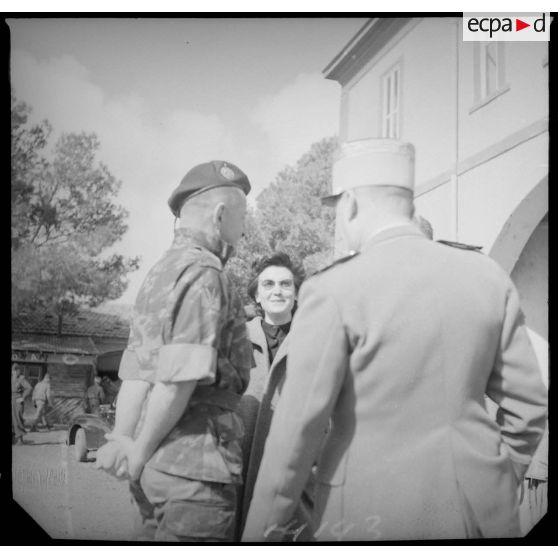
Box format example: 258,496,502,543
226,208,270,305
11,96,139,320
256,136,337,275
11,96,52,247
224,136,338,304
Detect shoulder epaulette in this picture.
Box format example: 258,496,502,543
198,250,223,270
437,240,483,252
311,251,359,277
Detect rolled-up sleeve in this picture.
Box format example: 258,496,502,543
119,348,142,381
157,343,216,382
158,266,224,384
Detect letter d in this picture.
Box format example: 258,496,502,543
534,13,546,32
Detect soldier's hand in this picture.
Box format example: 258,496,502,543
95,439,127,477
126,446,147,481
105,433,146,481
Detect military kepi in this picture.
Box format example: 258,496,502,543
168,160,251,216
322,138,415,205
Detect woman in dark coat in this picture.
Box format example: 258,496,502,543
237,252,307,539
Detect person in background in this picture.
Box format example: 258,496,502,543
519,327,549,535
520,426,548,533
101,376,121,408
95,160,252,542
243,138,547,541
413,214,433,240
414,214,484,252
84,375,106,414
237,252,308,539
29,372,53,432
11,364,32,444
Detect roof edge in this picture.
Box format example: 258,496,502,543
322,18,378,77
323,17,415,86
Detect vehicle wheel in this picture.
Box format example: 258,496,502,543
74,428,88,462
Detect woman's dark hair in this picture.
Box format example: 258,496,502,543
247,252,306,304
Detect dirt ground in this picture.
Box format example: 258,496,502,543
11,430,549,542
11,429,134,541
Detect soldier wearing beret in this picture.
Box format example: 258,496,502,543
96,160,253,542
243,139,547,541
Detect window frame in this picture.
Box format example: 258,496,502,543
471,42,509,113
380,61,402,139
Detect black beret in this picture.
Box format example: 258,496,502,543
168,160,251,217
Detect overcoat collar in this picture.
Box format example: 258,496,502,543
361,223,425,253
270,331,289,373
247,316,267,352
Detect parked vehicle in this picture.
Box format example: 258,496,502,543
67,404,115,462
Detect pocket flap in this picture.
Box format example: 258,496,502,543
162,500,235,540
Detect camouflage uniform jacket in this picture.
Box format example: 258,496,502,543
119,227,252,485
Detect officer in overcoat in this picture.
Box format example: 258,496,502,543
243,139,547,541
96,160,253,542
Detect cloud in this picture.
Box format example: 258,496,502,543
10,51,342,303
11,49,234,303
11,50,231,200
250,72,341,178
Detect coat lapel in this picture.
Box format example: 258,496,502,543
247,316,269,365
265,332,289,407
270,332,289,374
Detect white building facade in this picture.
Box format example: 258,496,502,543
324,17,549,535
324,16,548,371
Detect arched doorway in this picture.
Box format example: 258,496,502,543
489,176,547,277
489,176,548,371
510,214,548,344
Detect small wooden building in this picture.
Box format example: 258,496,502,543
12,309,130,425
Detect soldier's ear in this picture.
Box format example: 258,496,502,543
213,202,226,228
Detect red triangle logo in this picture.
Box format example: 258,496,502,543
516,18,530,31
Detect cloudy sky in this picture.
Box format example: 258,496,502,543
9,17,366,304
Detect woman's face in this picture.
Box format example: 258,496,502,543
255,265,296,321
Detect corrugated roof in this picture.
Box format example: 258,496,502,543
12,333,99,355
12,309,130,339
